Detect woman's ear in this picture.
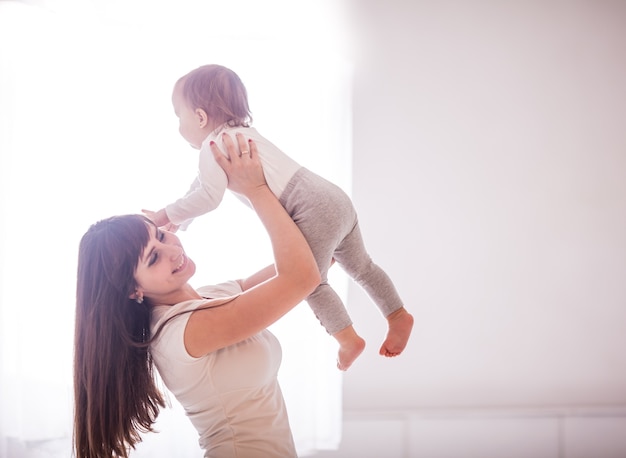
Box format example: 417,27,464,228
130,290,144,304
195,108,209,128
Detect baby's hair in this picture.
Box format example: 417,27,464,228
178,64,252,128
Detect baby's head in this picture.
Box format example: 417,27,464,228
176,64,252,130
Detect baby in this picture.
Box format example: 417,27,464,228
145,64,413,370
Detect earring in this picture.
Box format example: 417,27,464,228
135,294,144,304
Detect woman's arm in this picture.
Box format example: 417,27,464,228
184,134,320,357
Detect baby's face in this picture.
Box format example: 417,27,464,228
172,84,207,150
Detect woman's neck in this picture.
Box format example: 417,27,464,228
149,284,202,307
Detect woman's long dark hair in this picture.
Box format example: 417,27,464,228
74,214,165,458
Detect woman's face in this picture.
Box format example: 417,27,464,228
133,224,196,305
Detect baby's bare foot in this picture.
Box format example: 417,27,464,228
333,326,366,371
337,337,366,371
379,308,414,357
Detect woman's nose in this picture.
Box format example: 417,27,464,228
167,245,183,260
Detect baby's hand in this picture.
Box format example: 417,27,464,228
162,222,180,233
142,208,177,231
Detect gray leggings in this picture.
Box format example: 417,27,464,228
280,168,404,334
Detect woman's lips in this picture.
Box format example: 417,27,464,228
173,253,188,273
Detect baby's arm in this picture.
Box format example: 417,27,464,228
144,140,229,230
163,143,229,225
237,264,277,291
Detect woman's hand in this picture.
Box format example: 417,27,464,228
211,133,267,198
185,132,320,357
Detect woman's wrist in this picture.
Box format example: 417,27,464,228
243,183,272,202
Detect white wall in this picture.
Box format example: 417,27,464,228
316,1,626,456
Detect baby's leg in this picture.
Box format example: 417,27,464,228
334,223,414,357
279,168,368,370
307,282,365,371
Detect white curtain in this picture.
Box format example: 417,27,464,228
0,1,351,456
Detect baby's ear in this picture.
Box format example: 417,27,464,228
195,108,209,128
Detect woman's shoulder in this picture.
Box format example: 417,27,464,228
150,299,201,332
151,281,243,328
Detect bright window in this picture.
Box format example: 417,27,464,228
0,1,351,456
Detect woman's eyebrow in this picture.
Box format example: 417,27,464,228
141,226,158,264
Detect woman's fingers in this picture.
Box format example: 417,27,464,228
222,133,238,159
236,132,250,157
211,133,258,168
210,133,266,194
209,140,228,168
210,133,240,167
248,137,259,159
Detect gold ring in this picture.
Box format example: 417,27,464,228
241,150,250,155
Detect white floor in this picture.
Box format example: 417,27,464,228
312,408,626,458
9,408,626,458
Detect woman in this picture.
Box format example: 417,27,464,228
74,133,320,457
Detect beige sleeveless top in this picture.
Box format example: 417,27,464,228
150,281,297,457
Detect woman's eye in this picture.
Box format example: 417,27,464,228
148,230,166,266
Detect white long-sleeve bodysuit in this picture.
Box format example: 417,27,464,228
165,125,403,334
